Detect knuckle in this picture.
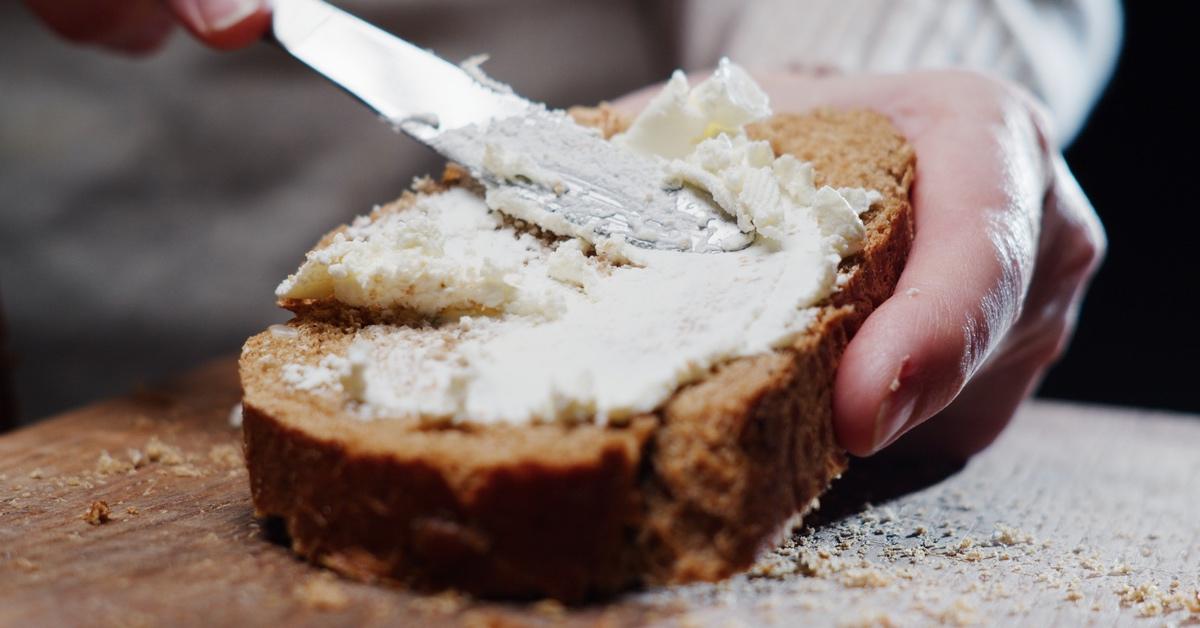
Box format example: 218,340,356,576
1049,159,1108,279
1004,306,1076,368
1076,225,1106,275
1082,207,1108,262
1058,207,1107,281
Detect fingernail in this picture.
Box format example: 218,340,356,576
871,356,918,452
174,0,262,34
872,387,919,453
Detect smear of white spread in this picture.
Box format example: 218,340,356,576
275,59,882,425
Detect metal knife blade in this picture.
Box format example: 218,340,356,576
270,0,532,137
269,0,753,253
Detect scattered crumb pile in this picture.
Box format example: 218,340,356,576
6,433,247,533
87,436,243,481
630,487,1200,626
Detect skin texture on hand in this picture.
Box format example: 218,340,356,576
23,0,270,54
614,70,1105,459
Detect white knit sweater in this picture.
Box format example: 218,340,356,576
682,0,1122,142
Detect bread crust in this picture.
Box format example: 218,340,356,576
240,108,914,600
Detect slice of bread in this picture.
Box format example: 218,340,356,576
239,108,914,601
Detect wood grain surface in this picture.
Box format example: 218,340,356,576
1,359,1197,627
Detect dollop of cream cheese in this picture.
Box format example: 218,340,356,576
274,59,878,425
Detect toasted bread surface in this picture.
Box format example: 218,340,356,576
240,108,914,600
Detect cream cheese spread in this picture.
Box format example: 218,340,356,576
274,60,878,425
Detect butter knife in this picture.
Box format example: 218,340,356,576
269,0,751,253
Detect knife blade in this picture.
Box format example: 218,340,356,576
269,0,753,253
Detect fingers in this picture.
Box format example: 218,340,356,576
873,356,1047,460
166,0,271,50
24,0,175,54
988,156,1105,372
851,147,1104,459
833,86,1048,457
832,238,1024,457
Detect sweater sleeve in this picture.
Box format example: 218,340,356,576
679,0,1122,144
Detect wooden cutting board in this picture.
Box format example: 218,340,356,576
2,359,1198,627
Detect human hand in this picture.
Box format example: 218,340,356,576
614,70,1105,459
23,0,270,54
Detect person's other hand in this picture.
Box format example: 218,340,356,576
23,0,270,54
614,70,1105,459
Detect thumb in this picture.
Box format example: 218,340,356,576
834,264,1022,456
166,0,270,50
833,109,1045,456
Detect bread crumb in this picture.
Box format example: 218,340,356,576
838,610,899,627
991,524,1034,547
170,464,204,478
228,403,244,429
1116,581,1200,618
28,468,45,479
126,506,139,516
934,598,980,626
1117,582,1156,605
905,288,921,297
208,444,242,468
145,437,183,465
294,575,349,611
128,448,147,469
1186,589,1200,614
407,591,466,615
532,599,567,619
1064,580,1085,602
841,568,891,588
83,500,111,526
1108,562,1133,576
411,175,440,194
1137,599,1163,617
96,450,134,475
14,557,38,572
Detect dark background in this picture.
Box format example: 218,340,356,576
1041,4,1198,413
